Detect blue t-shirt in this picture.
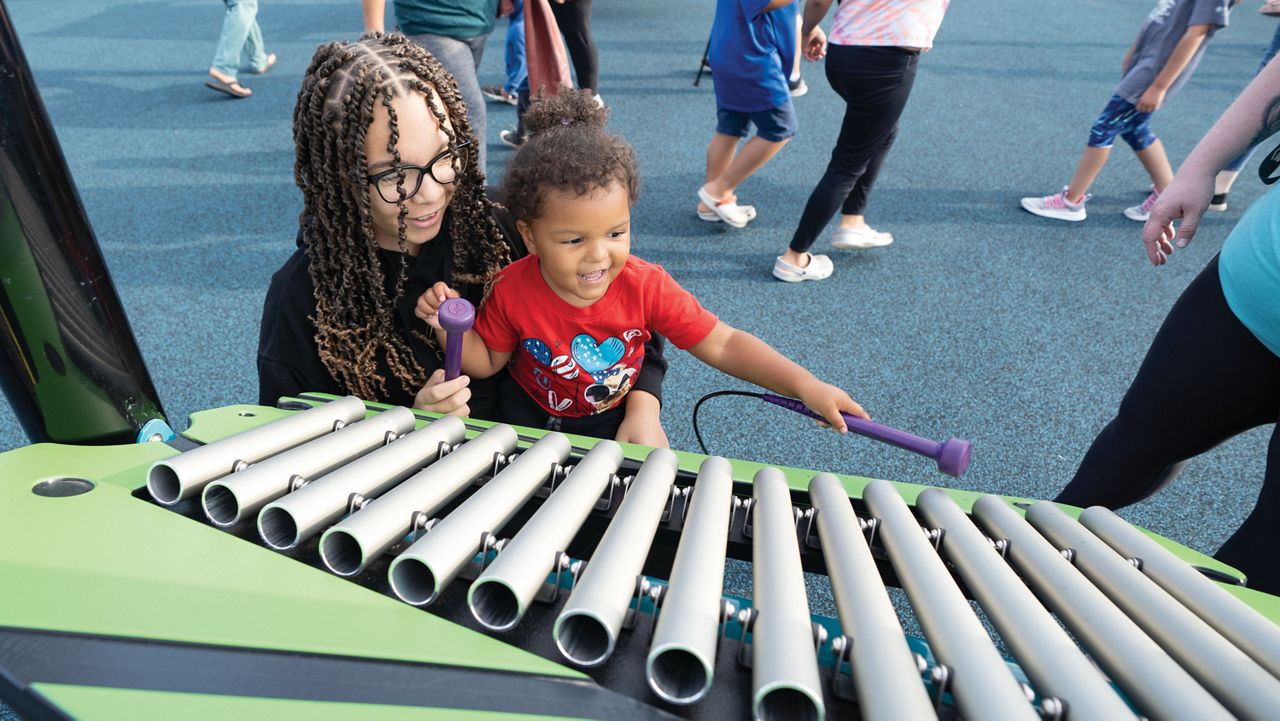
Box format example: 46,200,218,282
707,0,798,113
1220,184,1280,358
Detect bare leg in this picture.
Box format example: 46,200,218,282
1066,146,1111,203
698,133,739,213
792,13,802,80
1134,139,1174,192
838,213,869,230
781,248,814,267
703,136,789,200
1215,169,1241,195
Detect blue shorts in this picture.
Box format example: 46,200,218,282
716,101,797,143
1088,96,1156,151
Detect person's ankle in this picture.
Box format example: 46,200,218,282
781,250,808,267
701,183,731,201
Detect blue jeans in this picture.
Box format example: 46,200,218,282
504,0,527,95
211,0,266,78
1225,24,1280,173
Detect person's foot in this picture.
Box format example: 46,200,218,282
831,225,893,250
499,128,527,148
1209,192,1229,212
1021,187,1087,221
1123,186,1160,222
772,253,833,282
697,192,756,222
696,186,752,228
482,84,518,105
206,68,251,98
788,76,808,97
252,53,277,75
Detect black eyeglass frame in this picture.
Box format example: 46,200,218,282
366,139,471,203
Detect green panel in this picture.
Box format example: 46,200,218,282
30,684,587,721
0,443,580,680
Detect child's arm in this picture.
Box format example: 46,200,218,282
615,390,669,448
414,282,512,379
688,321,868,432
361,0,385,34
1136,24,1213,112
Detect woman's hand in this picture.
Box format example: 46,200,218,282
615,390,669,447
1141,170,1215,266
797,378,868,433
413,368,472,416
414,281,460,331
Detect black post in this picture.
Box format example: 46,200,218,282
0,0,166,445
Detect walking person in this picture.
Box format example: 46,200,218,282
1020,0,1235,224
696,0,800,229
206,0,277,98
549,0,599,94
362,0,516,175
1206,17,1280,212
773,0,949,283
482,0,525,106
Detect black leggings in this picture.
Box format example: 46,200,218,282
1056,256,1280,595
550,0,597,92
789,45,919,254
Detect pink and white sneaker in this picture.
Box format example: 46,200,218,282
1124,186,1160,222
1021,187,1088,222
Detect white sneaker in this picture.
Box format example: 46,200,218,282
1124,187,1160,222
1021,186,1088,221
772,253,833,282
831,226,893,249
698,204,756,223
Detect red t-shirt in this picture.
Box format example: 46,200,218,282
474,255,719,418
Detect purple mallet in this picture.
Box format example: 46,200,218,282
439,297,475,381
761,394,972,477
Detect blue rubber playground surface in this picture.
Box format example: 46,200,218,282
2,0,1278,669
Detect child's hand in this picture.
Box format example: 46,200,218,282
1136,85,1166,113
616,391,669,448
797,379,868,434
414,281,460,331
803,26,827,62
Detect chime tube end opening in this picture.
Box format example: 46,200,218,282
468,579,523,631
389,557,440,606
647,645,712,705
147,463,183,505
320,529,366,577
554,611,614,667
202,483,241,526
754,684,822,721
258,506,299,550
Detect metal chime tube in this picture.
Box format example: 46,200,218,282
257,416,467,550
468,441,623,631
645,456,733,704
915,490,1137,721
750,468,824,721
202,408,415,527
146,396,366,505
972,495,1233,721
554,448,678,667
863,481,1039,721
1081,505,1280,679
809,474,936,721
388,432,572,606
319,424,518,577
1027,501,1280,719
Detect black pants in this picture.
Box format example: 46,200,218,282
550,0,597,92
789,45,919,254
1056,256,1280,595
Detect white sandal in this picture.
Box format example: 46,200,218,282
696,186,753,228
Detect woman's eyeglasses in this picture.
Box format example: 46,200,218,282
367,140,470,203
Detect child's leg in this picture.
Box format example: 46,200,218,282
1134,139,1174,192
1065,146,1110,203
211,0,258,78
705,132,739,189
703,102,795,201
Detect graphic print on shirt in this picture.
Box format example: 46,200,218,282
519,331,642,415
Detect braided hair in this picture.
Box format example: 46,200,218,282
501,89,640,223
293,33,509,400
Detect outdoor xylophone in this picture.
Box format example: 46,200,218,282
4,394,1273,721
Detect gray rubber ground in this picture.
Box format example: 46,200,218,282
1,3,1277,716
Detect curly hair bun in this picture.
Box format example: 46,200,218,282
522,88,608,135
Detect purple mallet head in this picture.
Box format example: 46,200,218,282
937,438,972,477
439,298,475,334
